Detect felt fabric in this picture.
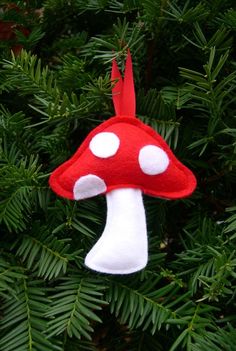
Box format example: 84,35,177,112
138,145,169,175
111,55,122,116
89,132,120,158
49,49,197,275
73,174,106,200
49,116,197,201
111,49,135,117
85,188,148,274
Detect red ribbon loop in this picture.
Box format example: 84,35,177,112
111,49,136,117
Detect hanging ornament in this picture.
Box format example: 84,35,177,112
49,50,197,274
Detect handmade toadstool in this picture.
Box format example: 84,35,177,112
49,50,196,274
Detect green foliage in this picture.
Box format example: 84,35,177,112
0,278,63,351
107,275,191,333
0,256,25,299
0,143,43,232
0,0,236,350
15,229,81,279
46,275,107,340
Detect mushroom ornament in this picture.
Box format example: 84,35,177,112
49,50,197,274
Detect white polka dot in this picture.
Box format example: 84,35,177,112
138,145,169,175
89,132,120,158
73,174,107,200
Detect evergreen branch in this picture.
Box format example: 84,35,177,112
160,86,194,110
0,153,42,232
2,51,94,123
48,198,103,244
0,257,25,299
108,0,140,13
136,88,181,149
137,88,176,120
139,115,180,150
82,18,145,61
16,27,45,49
3,50,58,98
183,23,233,52
0,106,31,137
217,9,236,30
169,303,218,351
224,206,236,238
46,276,107,340
176,217,236,301
139,0,169,33
106,277,191,334
0,278,63,351
179,47,236,155
16,230,81,279
190,326,236,351
29,92,95,123
164,1,209,24
0,185,34,232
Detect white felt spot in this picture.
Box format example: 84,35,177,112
73,174,106,200
139,145,169,175
89,132,120,158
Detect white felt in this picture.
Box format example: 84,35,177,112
85,188,148,274
138,145,169,175
89,132,120,158
73,174,107,200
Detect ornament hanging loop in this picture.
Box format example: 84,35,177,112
111,49,136,117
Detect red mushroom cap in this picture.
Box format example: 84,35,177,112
49,115,196,200
49,50,196,201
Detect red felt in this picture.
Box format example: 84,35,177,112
111,50,135,117
49,116,197,200
50,50,196,201
122,49,135,116
111,58,122,116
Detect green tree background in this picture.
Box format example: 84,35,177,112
0,0,236,350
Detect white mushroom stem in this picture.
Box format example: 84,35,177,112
85,188,148,274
